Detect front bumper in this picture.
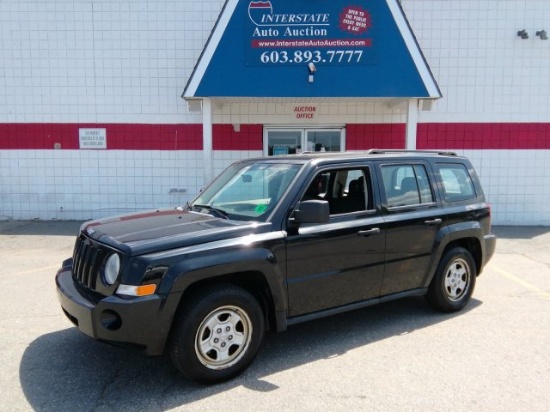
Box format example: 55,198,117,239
56,268,169,355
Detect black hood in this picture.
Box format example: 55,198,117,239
81,208,272,256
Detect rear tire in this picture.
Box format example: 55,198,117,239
169,284,265,384
426,247,477,312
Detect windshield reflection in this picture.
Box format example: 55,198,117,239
191,162,302,221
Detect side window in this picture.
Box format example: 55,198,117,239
382,164,434,208
438,163,476,201
301,171,330,201
300,168,373,215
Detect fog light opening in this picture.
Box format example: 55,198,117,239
100,309,122,331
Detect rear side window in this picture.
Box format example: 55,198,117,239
438,163,476,201
381,164,434,208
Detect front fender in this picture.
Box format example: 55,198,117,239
168,247,286,309
154,241,287,330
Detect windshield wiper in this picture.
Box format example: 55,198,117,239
192,204,229,219
175,202,192,212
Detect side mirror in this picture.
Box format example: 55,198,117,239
292,200,330,224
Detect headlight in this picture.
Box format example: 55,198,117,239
104,253,121,285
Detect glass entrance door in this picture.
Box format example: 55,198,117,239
265,128,344,156
306,130,342,153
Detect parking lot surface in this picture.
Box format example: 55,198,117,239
1,221,549,411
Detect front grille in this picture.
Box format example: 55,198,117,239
72,235,107,289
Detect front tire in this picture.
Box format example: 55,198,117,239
426,247,477,312
169,284,265,384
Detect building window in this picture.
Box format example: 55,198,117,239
264,128,344,156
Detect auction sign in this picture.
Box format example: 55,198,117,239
185,0,440,99
246,1,375,66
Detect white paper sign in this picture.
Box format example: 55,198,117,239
79,128,107,149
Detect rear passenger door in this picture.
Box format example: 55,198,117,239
285,164,386,317
376,161,446,295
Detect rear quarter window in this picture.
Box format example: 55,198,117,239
381,164,434,208
437,163,476,201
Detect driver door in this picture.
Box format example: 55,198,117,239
285,165,386,316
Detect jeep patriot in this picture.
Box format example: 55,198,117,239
56,150,496,384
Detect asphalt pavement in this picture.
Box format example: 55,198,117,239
0,221,549,411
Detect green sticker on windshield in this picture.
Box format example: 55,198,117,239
255,204,268,213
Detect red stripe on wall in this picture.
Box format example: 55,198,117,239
346,123,406,149
213,124,263,150
2,123,550,150
417,123,550,150
0,123,203,150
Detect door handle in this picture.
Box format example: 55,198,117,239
424,218,442,225
358,228,381,236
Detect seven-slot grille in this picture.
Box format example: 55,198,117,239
72,235,107,289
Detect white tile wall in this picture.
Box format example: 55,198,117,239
4,0,548,124
1,0,550,225
0,0,224,123
2,148,548,224
402,0,550,123
212,150,263,178
458,150,550,225
0,150,203,220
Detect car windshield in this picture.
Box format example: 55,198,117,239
191,162,302,221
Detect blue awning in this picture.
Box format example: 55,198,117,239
184,0,441,99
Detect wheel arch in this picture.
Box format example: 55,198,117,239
441,237,482,276
424,224,484,289
177,271,278,333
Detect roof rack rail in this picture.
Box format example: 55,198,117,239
366,149,457,156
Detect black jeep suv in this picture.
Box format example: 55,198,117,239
56,150,496,384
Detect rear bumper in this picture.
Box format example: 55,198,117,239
482,233,497,269
56,268,169,355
